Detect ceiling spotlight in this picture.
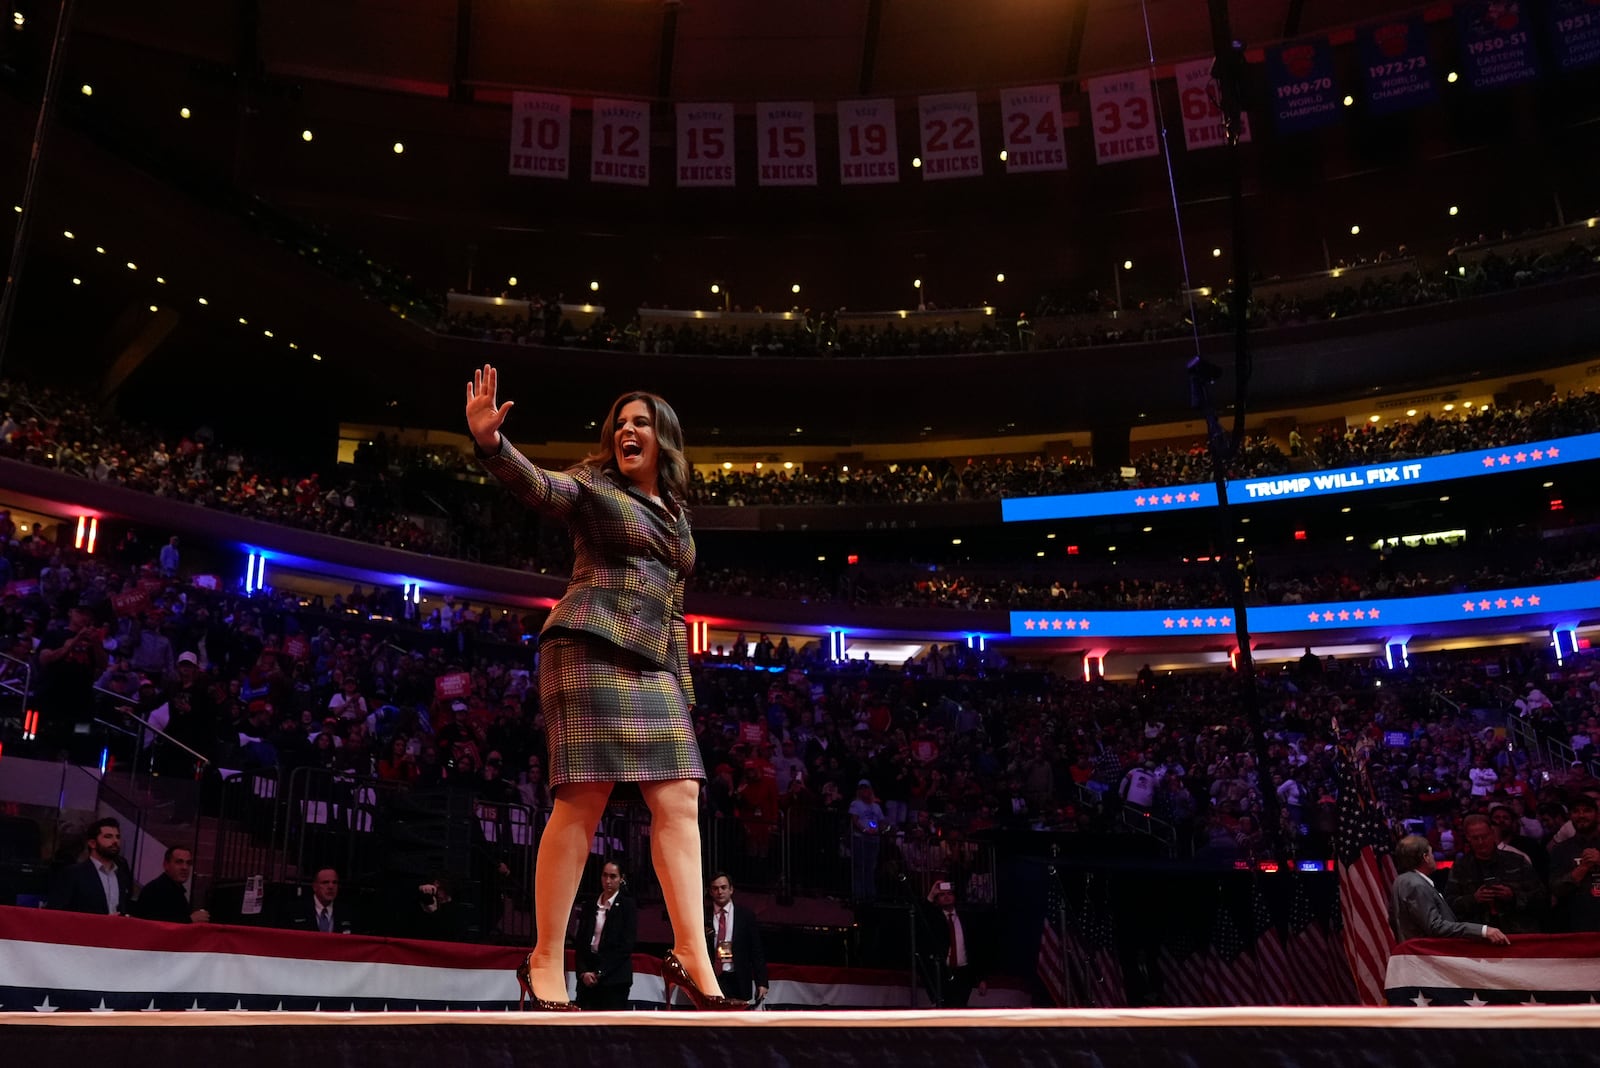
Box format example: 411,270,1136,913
1446,71,1459,84
791,283,801,294
998,150,1008,162
63,230,73,239
1342,95,1354,107
1212,248,1222,258
710,283,720,294
197,297,208,305
80,84,92,97
125,262,137,271
70,277,81,286
392,142,405,154
911,156,922,168
12,12,24,27
590,280,600,292
1369,414,1380,423
1122,259,1133,270
913,279,922,289
1350,224,1361,235
263,330,274,338
311,353,322,361
238,317,248,325
94,245,105,254
1405,409,1417,417
1448,205,1459,216
148,305,158,312
301,129,314,142
179,107,192,119
995,272,1005,283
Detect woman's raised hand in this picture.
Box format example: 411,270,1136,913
465,363,515,451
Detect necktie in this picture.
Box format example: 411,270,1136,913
318,908,332,933
717,908,727,945
945,910,958,968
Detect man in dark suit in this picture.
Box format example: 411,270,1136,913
281,867,358,934
921,879,988,1007
705,871,766,1004
50,817,132,915
1390,835,1510,944
134,846,209,924
573,859,637,1010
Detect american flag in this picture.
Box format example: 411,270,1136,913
1083,874,1126,1008
1283,875,1349,1004
1208,899,1254,1005
1249,881,1293,1005
1036,870,1074,1006
1335,749,1397,1005
1156,929,1209,1006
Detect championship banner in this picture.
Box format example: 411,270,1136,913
1455,2,1540,89
1086,70,1159,164
1549,0,1600,71
1000,85,1067,173
589,98,650,187
674,102,735,187
756,101,818,186
1266,38,1341,132
916,91,983,180
1359,17,1438,114
836,98,900,184
508,92,570,179
1174,58,1252,150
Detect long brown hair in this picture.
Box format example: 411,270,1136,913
580,390,690,502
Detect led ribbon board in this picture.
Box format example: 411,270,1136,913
1000,432,1600,523
1009,580,1600,639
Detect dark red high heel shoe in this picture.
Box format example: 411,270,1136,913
516,953,581,1012
662,951,749,1010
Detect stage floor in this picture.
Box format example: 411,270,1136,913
6,1007,1600,1067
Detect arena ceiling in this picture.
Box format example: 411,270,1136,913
80,0,1437,103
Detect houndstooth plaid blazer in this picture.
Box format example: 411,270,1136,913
477,438,696,705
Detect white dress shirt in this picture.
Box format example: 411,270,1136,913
713,905,735,972
590,891,618,951
95,858,120,915
943,907,968,968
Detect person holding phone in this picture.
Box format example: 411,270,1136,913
1444,813,1545,934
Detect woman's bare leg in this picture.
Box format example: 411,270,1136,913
526,781,614,1002
639,777,725,998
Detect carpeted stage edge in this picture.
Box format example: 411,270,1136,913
6,1007,1600,1067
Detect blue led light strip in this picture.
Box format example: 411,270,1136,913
1009,580,1600,639
1000,432,1600,523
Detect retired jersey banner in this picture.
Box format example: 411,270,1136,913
916,91,983,180
756,101,819,186
837,98,900,184
675,102,735,187
1455,2,1540,89
1359,17,1438,114
1266,38,1341,132
1000,85,1067,173
1549,0,1600,71
589,98,650,187
1086,70,1159,164
1174,58,1251,150
509,92,570,178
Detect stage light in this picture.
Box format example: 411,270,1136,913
126,261,137,271
754,462,763,470
392,142,405,154
311,353,322,361
197,297,208,305
1448,205,1459,216
591,280,601,291
999,150,1007,161
784,461,793,470
995,272,1005,283
70,277,80,286
148,305,157,312
1350,224,1361,235
80,84,92,96
180,107,191,119
1346,535,1355,542
156,276,166,284
913,278,922,289
263,329,274,338
1406,409,1417,417
1212,247,1222,257
1036,551,1045,557
912,156,922,168
722,462,732,470
1122,259,1133,270
301,129,314,142
238,317,247,325
1341,506,1352,513
951,538,962,545
12,12,23,27
63,230,73,239
1439,495,1450,502
94,245,105,254
1342,95,1354,106
1447,71,1459,84
1443,403,1455,411
710,283,720,294
791,283,801,294
508,276,518,287
1369,415,1380,423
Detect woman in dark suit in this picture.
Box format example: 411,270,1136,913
467,366,740,1011
573,859,637,1010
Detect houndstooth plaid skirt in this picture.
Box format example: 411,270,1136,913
538,630,705,789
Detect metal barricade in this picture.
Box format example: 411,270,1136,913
213,768,287,884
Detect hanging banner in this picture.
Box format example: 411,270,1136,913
916,91,983,180
1549,0,1600,71
1000,85,1067,173
1086,70,1159,164
675,102,736,187
1359,17,1438,114
509,92,571,179
1455,2,1540,89
837,98,900,184
756,101,818,186
590,98,650,187
1174,58,1252,150
1266,38,1342,132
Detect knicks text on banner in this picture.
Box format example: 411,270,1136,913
837,98,900,184
590,98,650,187
1174,58,1251,150
1001,85,1067,173
756,101,819,187
917,91,983,180
675,102,736,187
1086,71,1160,164
510,92,571,178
